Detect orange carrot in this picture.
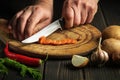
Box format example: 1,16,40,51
39,36,77,45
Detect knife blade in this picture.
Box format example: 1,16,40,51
22,18,64,43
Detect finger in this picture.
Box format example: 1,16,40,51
86,7,97,23
72,5,81,27
81,4,88,24
17,9,32,40
33,19,51,34
65,7,74,28
10,11,24,39
62,2,74,29
24,10,44,38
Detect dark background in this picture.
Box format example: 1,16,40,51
0,0,64,20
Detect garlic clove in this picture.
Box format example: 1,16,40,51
91,51,98,63
91,37,109,66
99,50,109,66
91,49,109,66
103,50,109,62
91,50,107,64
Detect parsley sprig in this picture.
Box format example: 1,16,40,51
0,58,42,80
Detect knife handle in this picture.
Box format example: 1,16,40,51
59,18,65,29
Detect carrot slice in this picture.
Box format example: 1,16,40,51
39,36,77,45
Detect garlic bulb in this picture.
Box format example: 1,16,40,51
91,37,109,66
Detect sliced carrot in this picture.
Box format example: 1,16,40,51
39,36,77,45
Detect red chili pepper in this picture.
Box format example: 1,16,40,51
4,43,43,66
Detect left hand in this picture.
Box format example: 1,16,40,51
62,0,99,28
8,1,53,41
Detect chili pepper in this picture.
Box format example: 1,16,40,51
4,43,43,66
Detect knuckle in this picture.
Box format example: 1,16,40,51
64,0,70,5
80,0,87,6
86,3,96,10
27,18,34,23
74,0,79,5
85,2,90,7
34,6,39,10
18,15,26,22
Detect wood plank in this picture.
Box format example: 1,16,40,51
0,75,4,80
44,59,84,80
84,65,120,80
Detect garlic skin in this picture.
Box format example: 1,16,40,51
91,37,109,66
91,49,109,66
102,50,109,62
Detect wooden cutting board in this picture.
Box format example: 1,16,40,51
0,19,101,58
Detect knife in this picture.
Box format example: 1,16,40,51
22,18,64,43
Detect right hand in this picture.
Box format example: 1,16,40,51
8,1,53,41
62,0,98,29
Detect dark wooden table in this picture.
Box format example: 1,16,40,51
0,0,120,80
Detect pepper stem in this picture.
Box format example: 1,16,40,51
39,54,48,64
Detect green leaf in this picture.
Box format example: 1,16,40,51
20,65,27,77
0,63,8,75
4,58,42,80
27,68,42,80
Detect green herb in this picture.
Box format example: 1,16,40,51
0,63,8,75
0,58,42,80
27,67,42,80
20,64,27,77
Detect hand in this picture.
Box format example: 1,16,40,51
9,1,53,41
62,0,98,28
